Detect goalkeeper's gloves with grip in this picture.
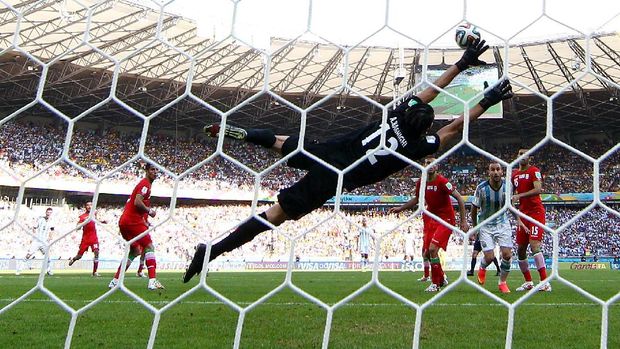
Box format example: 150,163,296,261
479,80,514,110
455,38,489,72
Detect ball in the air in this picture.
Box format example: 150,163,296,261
455,23,481,49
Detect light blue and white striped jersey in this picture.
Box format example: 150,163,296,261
35,216,53,240
472,179,509,226
358,227,372,252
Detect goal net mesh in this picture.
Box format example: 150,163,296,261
0,0,618,348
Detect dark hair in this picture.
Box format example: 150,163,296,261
144,163,153,170
402,102,434,140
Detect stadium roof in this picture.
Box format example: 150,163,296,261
0,0,619,145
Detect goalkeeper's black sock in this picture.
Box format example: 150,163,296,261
469,257,477,272
246,129,276,148
209,212,271,261
493,257,500,272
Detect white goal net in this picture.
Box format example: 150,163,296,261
0,0,619,348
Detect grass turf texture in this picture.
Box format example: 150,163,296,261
0,270,618,348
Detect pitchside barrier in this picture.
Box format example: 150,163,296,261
3,258,618,273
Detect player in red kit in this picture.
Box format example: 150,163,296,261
390,157,468,292
108,163,164,290
512,148,550,292
69,201,107,276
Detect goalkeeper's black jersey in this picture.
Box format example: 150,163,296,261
321,104,440,190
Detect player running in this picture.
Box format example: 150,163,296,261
389,157,468,292
68,201,107,277
470,162,513,293
17,207,55,276
183,40,513,284
108,164,164,290
512,149,550,292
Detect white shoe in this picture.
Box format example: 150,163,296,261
46,270,54,276
417,276,431,282
137,271,147,278
108,278,118,289
515,281,534,292
539,282,552,292
424,283,440,292
92,272,101,277
148,278,165,290
442,274,449,286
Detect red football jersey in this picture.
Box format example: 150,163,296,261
120,178,152,225
416,174,456,221
512,165,544,215
78,212,97,242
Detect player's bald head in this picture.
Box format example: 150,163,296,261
488,161,503,174
488,161,502,171
487,162,503,184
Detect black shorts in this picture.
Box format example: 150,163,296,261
473,239,482,252
277,136,344,220
281,136,349,171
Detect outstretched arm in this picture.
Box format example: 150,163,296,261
416,66,461,104
416,39,489,104
388,195,419,214
437,80,513,150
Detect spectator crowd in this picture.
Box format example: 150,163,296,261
1,120,618,196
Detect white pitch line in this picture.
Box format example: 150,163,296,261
0,298,610,307
2,275,618,283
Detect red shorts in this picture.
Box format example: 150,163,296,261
78,240,99,255
423,217,455,251
422,221,435,251
119,223,152,250
516,211,546,245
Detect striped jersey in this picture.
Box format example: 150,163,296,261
472,179,508,226
35,216,53,240
358,227,372,252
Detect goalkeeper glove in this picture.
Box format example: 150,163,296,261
455,38,488,72
479,80,514,110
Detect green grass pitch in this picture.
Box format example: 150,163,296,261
1,269,618,348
